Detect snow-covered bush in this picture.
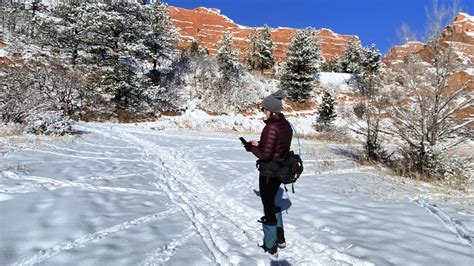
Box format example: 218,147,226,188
200,71,267,114
348,97,390,162
0,63,52,123
385,51,472,178
23,111,75,136
311,124,352,143
176,36,269,114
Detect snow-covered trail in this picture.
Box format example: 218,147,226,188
1,122,473,265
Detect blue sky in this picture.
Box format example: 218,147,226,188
164,0,473,54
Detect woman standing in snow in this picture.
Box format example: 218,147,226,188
244,90,292,254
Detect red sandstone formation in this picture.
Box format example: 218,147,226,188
384,13,474,65
168,6,354,62
383,41,425,65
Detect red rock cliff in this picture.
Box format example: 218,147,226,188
384,12,474,65
168,6,354,62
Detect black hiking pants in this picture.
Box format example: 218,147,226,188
259,174,281,225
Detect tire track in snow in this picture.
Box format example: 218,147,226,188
413,199,473,247
114,125,372,266
13,208,180,266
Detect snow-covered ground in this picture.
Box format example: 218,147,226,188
1,122,473,265
316,72,355,93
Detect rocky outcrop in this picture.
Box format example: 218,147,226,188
383,13,473,122
384,13,474,65
383,41,425,65
168,6,354,62
440,12,474,63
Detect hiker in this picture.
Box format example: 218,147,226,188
244,90,293,254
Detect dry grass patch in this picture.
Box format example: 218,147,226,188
0,124,23,137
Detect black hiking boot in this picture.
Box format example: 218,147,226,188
259,242,278,255
277,227,286,249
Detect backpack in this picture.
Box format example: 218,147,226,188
275,151,304,185
257,150,304,193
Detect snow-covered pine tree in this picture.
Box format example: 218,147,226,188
2,1,43,45
139,0,183,112
79,2,152,111
358,44,383,95
18,0,47,39
202,32,242,113
0,1,20,34
216,32,240,77
327,55,343,72
313,31,325,72
253,24,276,74
244,29,258,70
188,40,208,57
144,0,177,72
29,0,46,17
341,37,365,74
43,1,86,66
280,28,322,102
318,90,337,125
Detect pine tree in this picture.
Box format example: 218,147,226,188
144,0,177,72
313,31,325,72
209,32,242,113
280,28,322,102
189,40,200,56
318,90,337,125
244,30,258,70
328,55,343,72
253,24,276,73
3,0,45,44
217,33,240,77
359,44,383,95
341,37,365,74
39,1,86,66
1,1,24,35
79,2,151,110
25,0,47,39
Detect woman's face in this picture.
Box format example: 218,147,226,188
263,110,271,120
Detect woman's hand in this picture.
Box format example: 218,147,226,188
250,140,259,147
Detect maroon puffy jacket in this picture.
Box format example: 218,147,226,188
251,113,293,176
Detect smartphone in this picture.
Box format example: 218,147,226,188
239,137,248,145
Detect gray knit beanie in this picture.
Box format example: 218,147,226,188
262,90,284,113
